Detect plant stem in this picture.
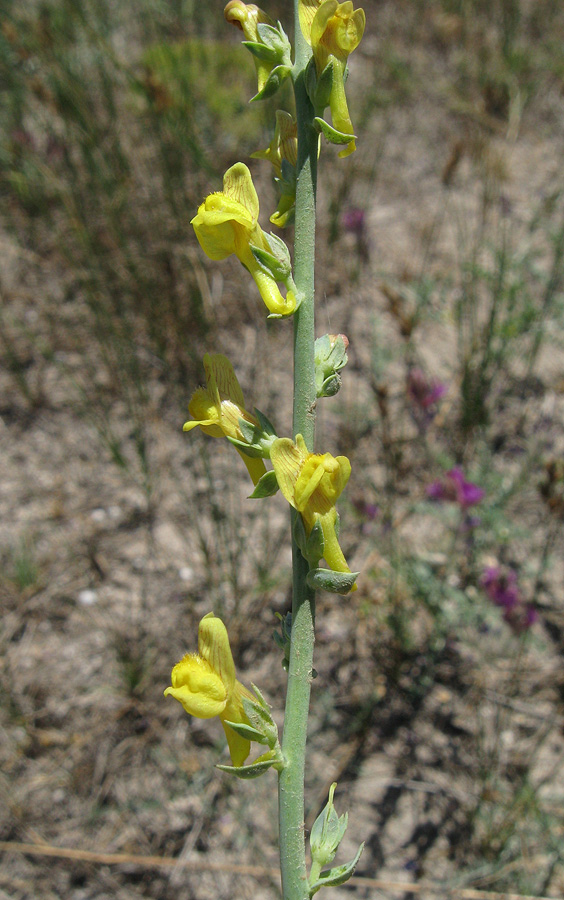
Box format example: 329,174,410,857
278,9,318,900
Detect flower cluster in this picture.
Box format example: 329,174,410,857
172,0,362,770
300,0,366,157
482,567,537,634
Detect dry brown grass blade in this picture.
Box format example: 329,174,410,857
0,840,557,900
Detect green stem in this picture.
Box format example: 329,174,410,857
278,10,318,900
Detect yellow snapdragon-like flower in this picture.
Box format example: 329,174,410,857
184,353,266,485
300,0,365,158
191,163,295,316
224,1,276,95
165,613,254,767
270,433,355,583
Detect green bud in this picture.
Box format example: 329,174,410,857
310,784,348,868
315,333,349,398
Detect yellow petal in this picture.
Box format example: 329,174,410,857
299,0,322,43
318,509,356,589
221,719,251,767
198,613,236,694
270,436,307,506
235,447,267,486
224,1,274,42
188,385,220,423
204,353,246,409
191,194,254,261
220,679,255,766
311,0,338,48
295,453,337,511
164,654,227,718
222,163,260,223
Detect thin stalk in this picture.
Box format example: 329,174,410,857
278,8,318,900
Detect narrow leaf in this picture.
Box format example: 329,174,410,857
306,568,359,594
249,470,279,498
309,843,364,896
216,759,275,779
313,117,355,145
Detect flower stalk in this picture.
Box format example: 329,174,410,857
276,5,319,898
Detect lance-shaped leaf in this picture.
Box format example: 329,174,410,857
242,40,280,62
314,116,356,145
249,470,280,499
306,567,359,594
257,21,291,58
251,64,292,101
217,755,278,780
309,843,364,895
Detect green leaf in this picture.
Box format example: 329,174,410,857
237,418,259,445
250,242,291,281
254,407,277,436
314,61,334,111
309,843,364,895
305,56,318,105
313,117,355,145
318,373,342,398
216,758,276,779
306,568,359,594
305,518,324,567
293,511,308,555
241,40,279,62
249,470,279,498
222,719,268,744
226,435,263,457
257,22,290,57
251,65,291,101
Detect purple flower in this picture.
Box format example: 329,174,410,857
341,207,366,236
352,497,379,534
427,467,485,509
481,566,537,634
482,566,519,610
407,368,447,411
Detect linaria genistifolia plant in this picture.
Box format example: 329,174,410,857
163,0,366,896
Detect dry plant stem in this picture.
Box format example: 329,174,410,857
277,8,318,900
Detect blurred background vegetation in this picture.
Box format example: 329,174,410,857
1,0,564,898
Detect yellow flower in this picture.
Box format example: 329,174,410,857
183,353,267,485
300,0,365,158
224,1,276,95
191,163,295,316
270,434,355,582
165,613,254,767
